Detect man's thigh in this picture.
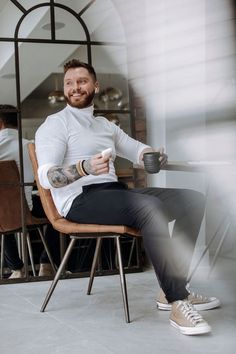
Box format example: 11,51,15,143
67,187,166,228
131,187,203,221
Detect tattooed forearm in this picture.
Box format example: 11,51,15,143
47,164,81,188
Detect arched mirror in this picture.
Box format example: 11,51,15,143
0,0,142,283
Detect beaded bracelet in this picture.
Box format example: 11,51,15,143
76,160,86,177
81,160,89,175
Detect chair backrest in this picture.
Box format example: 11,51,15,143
0,160,33,233
28,143,62,227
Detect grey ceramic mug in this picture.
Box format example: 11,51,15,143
143,152,161,174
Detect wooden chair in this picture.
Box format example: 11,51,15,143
28,143,141,323
0,160,56,279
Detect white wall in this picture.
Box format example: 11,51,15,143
116,0,236,262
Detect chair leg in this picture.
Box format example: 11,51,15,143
87,237,102,295
26,233,36,276
16,232,22,259
40,237,76,312
115,236,130,323
1,234,5,279
37,227,57,273
127,238,136,268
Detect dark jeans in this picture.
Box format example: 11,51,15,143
66,182,205,303
4,195,60,271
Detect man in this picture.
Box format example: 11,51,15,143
35,59,220,336
0,105,59,278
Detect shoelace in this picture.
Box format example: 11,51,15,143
189,292,208,301
177,301,203,325
185,285,209,301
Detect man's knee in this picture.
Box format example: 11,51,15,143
181,189,206,214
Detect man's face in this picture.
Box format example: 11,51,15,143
64,67,99,109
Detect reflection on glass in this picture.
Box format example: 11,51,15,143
94,72,129,111
54,7,86,41
1,0,131,284
18,7,50,39
20,0,44,10
0,42,16,106
92,45,128,77
0,1,22,37
83,0,126,42
19,42,80,103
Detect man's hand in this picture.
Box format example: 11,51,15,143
157,147,168,168
83,153,110,175
139,147,168,168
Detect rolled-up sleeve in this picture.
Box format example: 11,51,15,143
37,163,56,189
112,123,150,163
35,116,67,189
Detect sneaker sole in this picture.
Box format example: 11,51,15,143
170,319,212,335
157,298,221,311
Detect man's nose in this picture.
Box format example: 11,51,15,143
72,82,81,91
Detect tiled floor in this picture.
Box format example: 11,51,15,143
0,256,235,354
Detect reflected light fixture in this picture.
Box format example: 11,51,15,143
48,74,65,104
99,87,123,103
117,99,129,110
48,90,65,104
1,73,16,79
42,22,65,31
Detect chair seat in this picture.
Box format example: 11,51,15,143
52,217,141,237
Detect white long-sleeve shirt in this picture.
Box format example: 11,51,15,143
0,128,34,210
35,104,150,217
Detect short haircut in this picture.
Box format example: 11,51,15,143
63,59,97,81
0,104,18,128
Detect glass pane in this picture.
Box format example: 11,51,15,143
62,44,89,64
92,45,129,111
19,42,80,104
0,1,22,37
18,7,51,40
20,0,46,9
82,0,126,43
18,42,82,137
94,73,129,111
92,45,128,76
0,42,16,106
54,0,89,12
54,7,86,41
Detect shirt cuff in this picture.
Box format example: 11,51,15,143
37,163,55,189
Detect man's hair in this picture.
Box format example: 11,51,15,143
63,59,97,81
0,104,18,128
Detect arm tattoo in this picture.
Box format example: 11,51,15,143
47,164,81,188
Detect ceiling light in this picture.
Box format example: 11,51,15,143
42,22,65,31
1,73,15,79
99,87,122,103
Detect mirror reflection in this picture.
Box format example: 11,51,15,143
0,0,136,284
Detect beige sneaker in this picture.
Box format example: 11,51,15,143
170,300,211,335
157,288,220,311
38,263,54,277
9,269,24,279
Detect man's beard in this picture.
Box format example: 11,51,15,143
65,90,95,108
